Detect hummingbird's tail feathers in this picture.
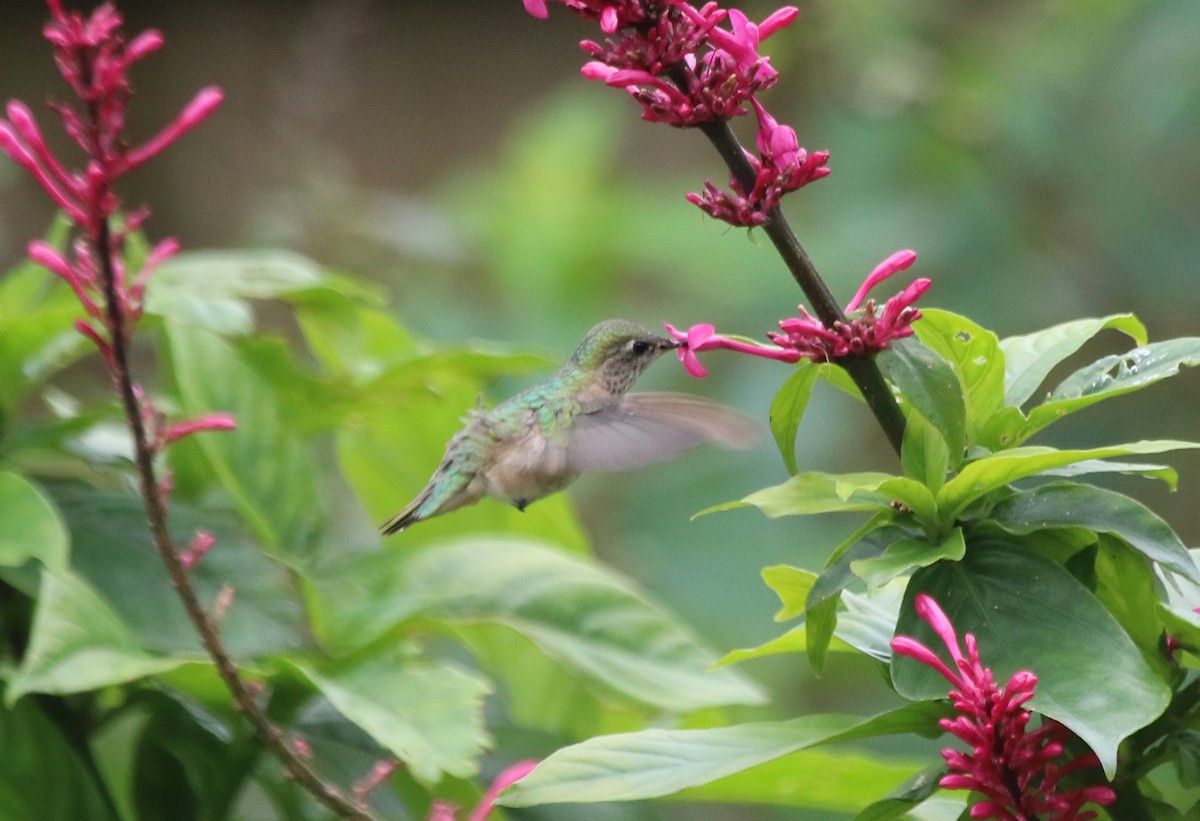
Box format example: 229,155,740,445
565,392,761,473
379,488,431,535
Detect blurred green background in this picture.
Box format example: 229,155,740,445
2,1,1198,816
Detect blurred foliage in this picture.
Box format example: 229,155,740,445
2,0,1199,818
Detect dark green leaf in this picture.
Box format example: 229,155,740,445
893,542,1170,776
5,569,188,703
878,336,966,459
988,482,1199,583
769,364,818,475
851,764,953,821
850,529,965,589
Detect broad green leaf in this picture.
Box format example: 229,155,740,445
146,249,327,334
806,523,917,670
673,748,928,811
0,472,68,571
911,310,1004,453
901,411,950,494
292,656,491,785
762,564,816,621
988,482,1199,583
769,364,818,475
1094,536,1172,674
850,529,965,590
713,471,901,518
893,542,1170,776
937,440,1199,521
48,482,306,658
500,702,949,807
983,337,1200,448
1037,458,1179,488
308,538,764,711
851,764,951,821
0,698,118,820
878,337,965,458
6,569,191,704
717,624,856,667
166,324,321,561
1000,314,1146,407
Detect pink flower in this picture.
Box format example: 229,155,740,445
768,250,929,360
179,530,216,570
666,251,929,376
0,0,222,352
663,322,801,378
892,594,1116,821
425,760,538,821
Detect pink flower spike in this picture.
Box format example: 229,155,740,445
123,86,224,172
913,592,965,666
163,413,237,445
846,249,918,312
468,760,539,821
522,0,549,19
28,240,102,317
581,61,618,81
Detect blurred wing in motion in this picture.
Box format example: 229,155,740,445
566,392,760,473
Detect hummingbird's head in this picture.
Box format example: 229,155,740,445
571,319,680,395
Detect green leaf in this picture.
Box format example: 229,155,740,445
6,569,191,704
769,364,818,475
893,542,1170,776
1036,458,1179,488
850,529,966,590
851,764,951,821
48,482,306,658
1094,536,1172,673
878,337,966,458
0,472,68,572
673,748,929,811
988,482,1200,583
0,698,118,820
291,656,491,785
762,564,816,621
1000,314,1147,407
499,702,949,807
901,412,950,495
911,310,1004,453
146,250,327,334
715,471,902,518
308,538,764,711
166,324,321,561
717,624,851,667
937,440,1199,521
983,337,1200,448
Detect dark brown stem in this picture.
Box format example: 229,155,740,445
694,115,907,454
94,219,376,820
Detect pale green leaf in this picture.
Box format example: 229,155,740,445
292,656,491,785
6,570,191,704
1000,314,1147,407
762,564,816,621
769,364,818,475
0,472,68,572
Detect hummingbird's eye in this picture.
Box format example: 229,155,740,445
628,339,652,356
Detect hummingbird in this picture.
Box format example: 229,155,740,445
380,319,758,534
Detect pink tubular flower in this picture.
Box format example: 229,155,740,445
664,322,800,378
892,594,1116,821
667,251,929,376
768,250,929,360
425,760,538,821
0,0,222,351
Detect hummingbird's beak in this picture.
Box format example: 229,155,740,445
663,337,685,350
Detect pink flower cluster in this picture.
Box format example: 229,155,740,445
522,0,828,226
667,250,929,376
892,595,1116,821
0,0,222,362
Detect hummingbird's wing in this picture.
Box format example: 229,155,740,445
565,392,760,472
